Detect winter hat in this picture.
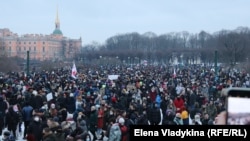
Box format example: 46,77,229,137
175,113,181,118
91,106,96,111
118,117,125,125
95,104,100,109
195,114,200,121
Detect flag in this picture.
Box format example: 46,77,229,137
173,68,176,78
71,62,77,79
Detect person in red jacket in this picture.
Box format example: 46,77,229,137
97,104,104,134
118,117,128,141
174,95,184,113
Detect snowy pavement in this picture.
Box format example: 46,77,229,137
1,123,25,141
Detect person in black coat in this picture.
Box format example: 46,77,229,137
66,93,76,114
0,95,8,135
148,102,162,125
26,116,43,141
5,105,20,139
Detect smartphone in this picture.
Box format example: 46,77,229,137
226,88,250,125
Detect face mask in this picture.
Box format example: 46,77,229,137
77,115,82,120
34,117,39,122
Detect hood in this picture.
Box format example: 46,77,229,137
155,95,161,103
112,124,120,131
79,120,87,131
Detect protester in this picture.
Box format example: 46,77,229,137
0,63,248,140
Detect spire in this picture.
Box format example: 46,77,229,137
52,5,63,35
55,5,60,29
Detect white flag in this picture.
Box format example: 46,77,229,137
173,68,176,78
71,62,77,79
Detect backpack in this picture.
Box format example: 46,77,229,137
120,125,128,141
120,125,128,136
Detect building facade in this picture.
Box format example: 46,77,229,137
0,10,82,61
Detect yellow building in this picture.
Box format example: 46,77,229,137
0,9,82,61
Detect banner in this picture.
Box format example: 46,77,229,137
108,75,119,80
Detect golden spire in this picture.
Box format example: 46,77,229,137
55,6,60,29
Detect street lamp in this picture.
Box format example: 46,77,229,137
180,54,183,65
116,56,119,67
135,57,138,65
100,56,102,65
128,57,130,66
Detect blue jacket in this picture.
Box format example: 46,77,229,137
22,105,33,121
155,94,162,108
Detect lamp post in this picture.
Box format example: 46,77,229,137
116,56,119,67
135,57,138,65
180,54,183,65
214,50,218,76
128,57,130,66
100,56,102,65
26,51,30,76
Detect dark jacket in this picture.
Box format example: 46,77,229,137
6,109,19,131
88,110,98,133
22,105,33,121
66,97,75,113
28,120,43,141
0,96,7,118
148,105,161,124
43,133,57,141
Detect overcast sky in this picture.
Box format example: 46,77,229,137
1,0,250,45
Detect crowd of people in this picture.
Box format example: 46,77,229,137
0,63,249,141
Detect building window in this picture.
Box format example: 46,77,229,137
34,42,36,44
43,47,45,52
24,47,26,51
43,42,45,44
9,41,11,44
29,47,31,51
19,42,21,44
19,47,21,51
29,42,31,44
9,46,11,51
24,42,26,44
34,47,36,51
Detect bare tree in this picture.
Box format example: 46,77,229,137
218,31,247,65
